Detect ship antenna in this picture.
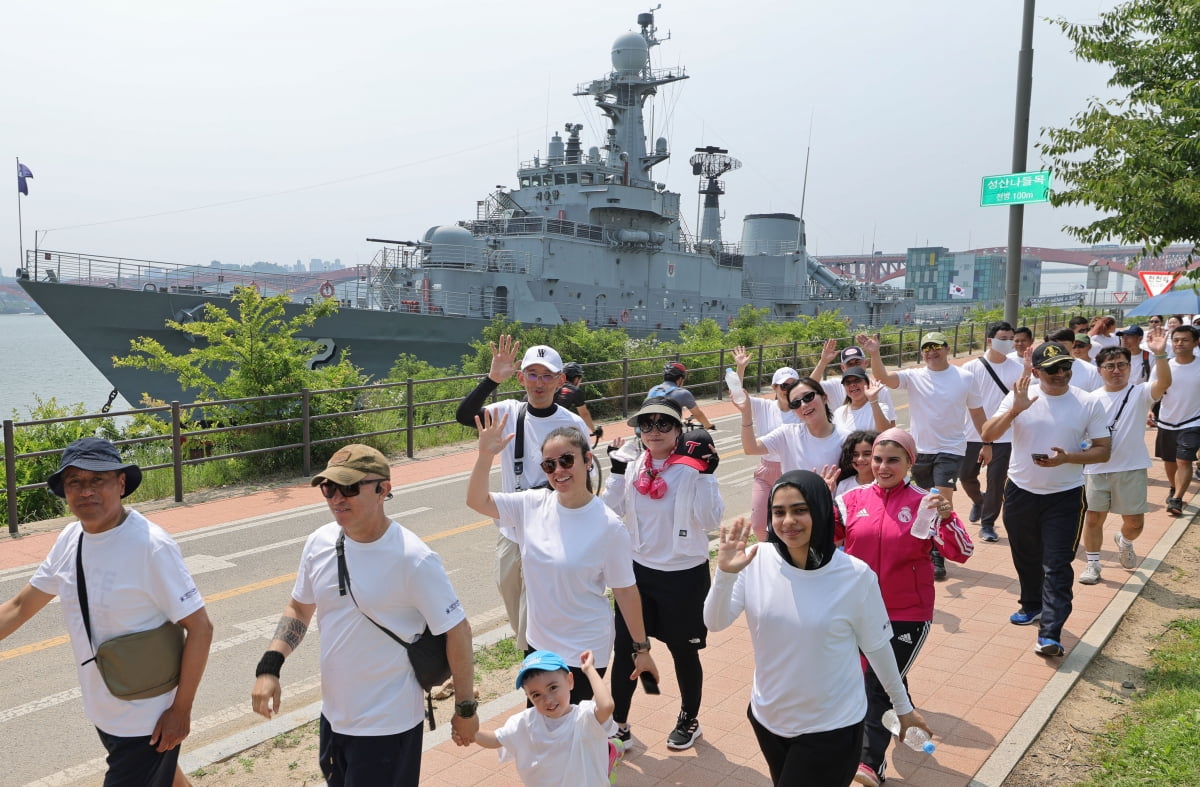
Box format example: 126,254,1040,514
799,112,814,224
689,145,741,247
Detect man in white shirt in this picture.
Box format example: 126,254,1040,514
1066,334,1104,392
1153,325,1200,516
982,342,1111,658
0,438,213,787
1117,325,1153,383
252,444,477,785
1008,326,1035,362
1079,332,1171,584
455,337,590,650
865,331,987,579
960,322,1024,543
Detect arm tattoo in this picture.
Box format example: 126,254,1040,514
274,616,308,650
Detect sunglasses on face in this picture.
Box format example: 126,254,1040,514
778,380,799,393
789,390,820,408
1039,364,1072,376
539,453,577,474
637,418,679,433
921,344,944,353
319,479,384,499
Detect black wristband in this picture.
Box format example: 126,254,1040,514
256,650,285,678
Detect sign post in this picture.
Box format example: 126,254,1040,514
1138,271,1180,297
980,170,1053,207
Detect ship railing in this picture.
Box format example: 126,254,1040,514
574,65,687,96
467,217,606,244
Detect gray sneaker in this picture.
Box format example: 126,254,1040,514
1079,561,1101,585
1114,533,1137,569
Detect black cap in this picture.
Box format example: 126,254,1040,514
46,437,142,498
1031,341,1073,370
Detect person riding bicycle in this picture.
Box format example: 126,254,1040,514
555,362,602,439
647,362,715,430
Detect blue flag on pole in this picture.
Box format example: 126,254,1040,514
18,162,33,195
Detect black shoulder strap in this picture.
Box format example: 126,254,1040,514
75,532,98,667
979,358,1009,395
1141,351,1151,382
335,531,412,650
1107,384,1137,435
512,404,529,485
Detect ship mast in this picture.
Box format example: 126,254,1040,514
689,146,741,247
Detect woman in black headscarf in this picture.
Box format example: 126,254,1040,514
703,471,931,786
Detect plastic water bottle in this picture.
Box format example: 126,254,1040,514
882,709,936,754
910,487,939,539
725,367,747,405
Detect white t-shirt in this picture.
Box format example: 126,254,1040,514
483,399,589,539
760,423,849,475
1088,333,1119,360
963,355,1024,442
835,476,867,499
494,700,609,787
749,395,798,437
292,521,466,735
997,384,1109,494
1071,359,1104,393
820,379,896,417
1155,356,1200,430
895,365,981,455
30,510,204,737
492,491,635,667
833,400,892,433
703,548,893,737
1085,383,1156,474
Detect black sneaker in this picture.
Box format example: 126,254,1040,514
666,712,701,750
931,547,947,580
612,725,631,745
968,502,981,523
980,525,999,543
1166,497,1183,517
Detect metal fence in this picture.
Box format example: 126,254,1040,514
1,315,1067,534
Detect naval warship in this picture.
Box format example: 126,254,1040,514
18,11,914,406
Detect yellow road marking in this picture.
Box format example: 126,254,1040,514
0,634,70,662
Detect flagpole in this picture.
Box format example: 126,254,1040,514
16,157,24,273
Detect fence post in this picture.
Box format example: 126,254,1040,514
406,378,415,459
171,402,183,503
953,324,960,355
302,389,312,477
718,348,727,400
621,357,630,416
4,420,17,535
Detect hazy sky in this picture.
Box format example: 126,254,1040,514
3,1,1121,273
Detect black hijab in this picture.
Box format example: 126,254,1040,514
766,470,836,570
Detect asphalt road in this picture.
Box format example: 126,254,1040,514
0,412,770,786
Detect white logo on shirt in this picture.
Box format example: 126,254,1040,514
855,508,870,518
897,632,913,644
897,507,914,523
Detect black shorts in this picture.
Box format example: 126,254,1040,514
319,715,423,787
633,560,710,649
94,727,180,787
912,452,962,490
1156,427,1200,463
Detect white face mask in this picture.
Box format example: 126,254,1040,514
990,338,1015,355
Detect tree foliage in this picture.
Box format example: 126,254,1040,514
1040,0,1200,271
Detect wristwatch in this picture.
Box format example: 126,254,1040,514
454,699,478,718
631,639,652,654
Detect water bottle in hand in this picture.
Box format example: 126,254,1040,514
910,487,940,539
725,367,747,405
882,709,935,754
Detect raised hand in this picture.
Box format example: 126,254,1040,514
732,345,751,372
857,333,880,356
716,518,759,573
865,379,884,402
487,334,520,383
1012,374,1037,414
475,410,514,456
820,337,839,364
1146,326,1167,356
819,463,840,496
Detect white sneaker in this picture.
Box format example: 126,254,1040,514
1079,561,1101,585
1114,533,1137,570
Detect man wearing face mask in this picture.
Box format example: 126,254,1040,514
959,322,1023,543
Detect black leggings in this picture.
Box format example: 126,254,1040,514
748,707,863,786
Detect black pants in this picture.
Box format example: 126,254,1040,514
960,441,1012,528
94,728,180,787
611,561,709,724
748,706,863,786
1002,482,1086,641
318,715,423,787
861,620,932,776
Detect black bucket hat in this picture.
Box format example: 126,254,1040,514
46,437,143,498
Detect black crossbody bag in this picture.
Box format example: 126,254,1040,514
335,531,451,729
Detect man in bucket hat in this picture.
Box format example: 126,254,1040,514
252,444,477,785
0,437,213,787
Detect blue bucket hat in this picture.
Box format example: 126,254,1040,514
46,437,143,498
515,650,569,689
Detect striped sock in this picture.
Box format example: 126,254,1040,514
1085,551,1100,564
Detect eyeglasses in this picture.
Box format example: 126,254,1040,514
789,391,820,408
1148,319,1162,325
637,417,679,433
539,453,577,474
319,479,384,499
1073,343,1088,349
522,371,559,383
778,380,798,393
1099,362,1131,372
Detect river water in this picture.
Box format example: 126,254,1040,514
0,314,133,420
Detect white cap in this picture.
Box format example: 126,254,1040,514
771,367,800,386
520,345,563,373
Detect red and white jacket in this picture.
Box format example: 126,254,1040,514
834,481,973,622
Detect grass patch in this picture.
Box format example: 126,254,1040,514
475,636,524,674
1081,618,1200,786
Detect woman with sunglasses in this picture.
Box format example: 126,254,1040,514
833,429,971,786
736,376,848,484
602,397,725,751
833,368,895,433
467,414,659,704
704,471,932,786
731,346,802,541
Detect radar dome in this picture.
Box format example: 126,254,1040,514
611,32,647,73
427,225,473,246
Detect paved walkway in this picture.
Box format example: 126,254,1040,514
3,391,1196,786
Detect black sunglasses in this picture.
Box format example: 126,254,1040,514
789,390,820,409
539,453,577,474
319,479,385,499
778,380,798,393
637,418,679,433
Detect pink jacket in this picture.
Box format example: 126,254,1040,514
834,482,973,621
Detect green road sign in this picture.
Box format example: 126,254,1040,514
980,170,1052,207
